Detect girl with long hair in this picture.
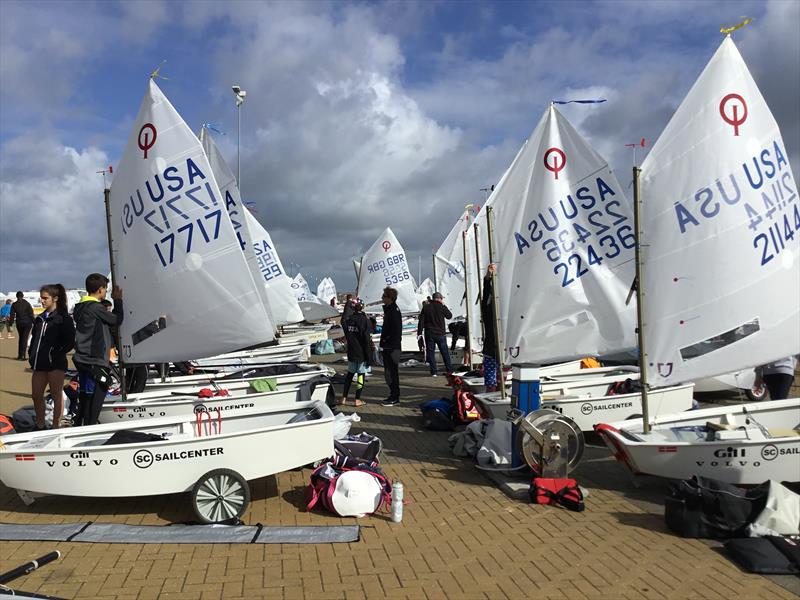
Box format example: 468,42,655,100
29,284,75,429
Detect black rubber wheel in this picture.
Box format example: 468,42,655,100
744,383,768,402
191,468,250,524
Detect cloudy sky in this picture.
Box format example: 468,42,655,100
1,0,797,294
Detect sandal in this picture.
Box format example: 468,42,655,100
352,399,365,407
338,397,349,406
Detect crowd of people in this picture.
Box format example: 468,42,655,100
4,265,796,432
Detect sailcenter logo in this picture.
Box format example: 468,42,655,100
382,241,392,252
138,123,157,159
543,148,566,180
719,93,747,136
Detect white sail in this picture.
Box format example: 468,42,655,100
110,80,274,362
491,105,637,363
199,127,276,328
317,277,337,305
357,227,419,313
416,277,436,305
434,210,471,319
352,259,362,283
641,36,800,385
244,212,305,325
291,273,319,303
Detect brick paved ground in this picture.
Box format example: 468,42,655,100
0,336,797,599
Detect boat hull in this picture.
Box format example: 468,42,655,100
0,402,334,498
595,398,800,485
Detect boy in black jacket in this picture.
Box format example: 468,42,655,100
72,273,123,426
379,287,403,406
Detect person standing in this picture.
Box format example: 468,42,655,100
10,291,34,360
417,292,453,377
340,300,372,407
0,299,13,339
341,293,355,325
379,287,402,406
755,356,798,400
72,273,123,426
29,284,75,429
481,264,499,392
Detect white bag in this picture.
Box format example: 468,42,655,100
750,481,800,536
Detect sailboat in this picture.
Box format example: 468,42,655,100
595,35,800,485
466,104,693,427
0,80,336,521
433,210,471,319
291,273,338,321
317,277,338,306
357,227,420,313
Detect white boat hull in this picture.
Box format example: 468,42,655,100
143,364,332,390
475,384,694,431
596,398,800,485
0,402,334,498
99,382,330,423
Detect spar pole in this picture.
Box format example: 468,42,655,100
486,206,506,399
632,167,650,433
472,221,485,340
104,188,127,400
461,231,474,369
432,253,438,291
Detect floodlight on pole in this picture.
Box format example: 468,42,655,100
232,85,247,193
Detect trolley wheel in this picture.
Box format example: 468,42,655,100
190,468,250,524
744,383,768,402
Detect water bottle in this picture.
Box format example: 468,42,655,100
391,480,404,523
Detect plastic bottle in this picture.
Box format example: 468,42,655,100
391,480,404,523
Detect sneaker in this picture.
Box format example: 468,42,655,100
380,398,399,406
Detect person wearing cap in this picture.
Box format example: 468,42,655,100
417,291,453,377
340,299,372,407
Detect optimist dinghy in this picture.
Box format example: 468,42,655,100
0,401,335,523
595,35,800,485
144,363,333,389
596,399,800,484
98,378,333,423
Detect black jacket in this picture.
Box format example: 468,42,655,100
481,276,497,357
341,300,355,326
72,297,124,367
417,301,452,337
28,310,75,371
379,302,403,351
10,299,34,326
344,312,372,364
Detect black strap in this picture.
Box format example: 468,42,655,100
250,523,263,544
66,521,93,542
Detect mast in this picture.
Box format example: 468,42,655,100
103,188,126,400
432,253,438,291
632,167,650,433
472,221,485,340
461,231,473,368
486,206,506,398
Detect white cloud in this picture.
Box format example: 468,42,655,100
0,136,110,290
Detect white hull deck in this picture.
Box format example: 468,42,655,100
476,384,694,431
99,382,331,423
144,364,333,390
0,402,334,498
595,398,800,485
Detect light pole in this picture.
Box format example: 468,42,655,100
232,85,247,191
